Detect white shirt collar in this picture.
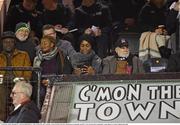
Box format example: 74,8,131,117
14,104,21,111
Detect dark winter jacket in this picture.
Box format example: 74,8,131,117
41,3,73,29
74,2,112,33
6,101,41,123
138,2,166,31
15,38,37,63
4,3,42,35
166,52,180,72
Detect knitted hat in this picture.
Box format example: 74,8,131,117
114,38,129,48
15,22,30,33
1,31,16,40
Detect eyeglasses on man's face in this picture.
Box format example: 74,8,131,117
11,91,23,96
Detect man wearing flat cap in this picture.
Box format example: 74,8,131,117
102,37,144,74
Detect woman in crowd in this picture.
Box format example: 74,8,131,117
71,34,102,75
33,35,72,107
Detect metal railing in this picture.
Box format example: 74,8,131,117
0,66,41,121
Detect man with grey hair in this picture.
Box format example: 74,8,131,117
6,80,41,123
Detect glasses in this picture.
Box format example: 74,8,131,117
11,91,23,96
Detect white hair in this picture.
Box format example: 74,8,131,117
15,80,32,98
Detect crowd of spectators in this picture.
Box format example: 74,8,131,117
0,0,179,123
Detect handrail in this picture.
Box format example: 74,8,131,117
0,66,41,71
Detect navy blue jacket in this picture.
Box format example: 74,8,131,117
6,101,41,123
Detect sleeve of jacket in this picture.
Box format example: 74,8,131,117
92,55,102,74
166,9,178,35
23,52,32,80
132,56,145,74
102,57,111,74
166,54,178,72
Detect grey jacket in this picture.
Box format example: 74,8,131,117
56,38,76,60
102,55,144,74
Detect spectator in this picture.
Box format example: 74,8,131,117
41,0,75,46
6,80,41,123
15,22,37,63
111,0,145,32
42,24,76,63
138,0,167,31
0,31,32,79
33,36,72,106
62,0,75,13
102,38,144,74
71,34,102,75
74,0,112,58
166,0,179,52
4,0,42,37
166,51,180,72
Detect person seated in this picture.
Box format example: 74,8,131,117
74,0,112,58
33,35,72,107
6,79,41,123
4,0,42,37
71,34,102,75
41,24,76,62
0,31,32,79
138,0,167,32
102,38,144,74
15,22,37,63
41,0,75,46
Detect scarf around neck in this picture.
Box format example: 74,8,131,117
33,47,58,67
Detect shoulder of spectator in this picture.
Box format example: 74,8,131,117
103,56,115,62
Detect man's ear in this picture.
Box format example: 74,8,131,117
115,47,120,53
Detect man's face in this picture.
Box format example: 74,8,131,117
42,0,52,9
16,29,29,41
23,0,36,11
2,38,15,53
80,40,92,54
115,46,130,58
43,28,56,39
10,85,23,107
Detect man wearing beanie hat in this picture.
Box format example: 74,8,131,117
102,37,144,74
15,22,30,42
0,31,32,120
4,0,41,37
15,22,36,63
